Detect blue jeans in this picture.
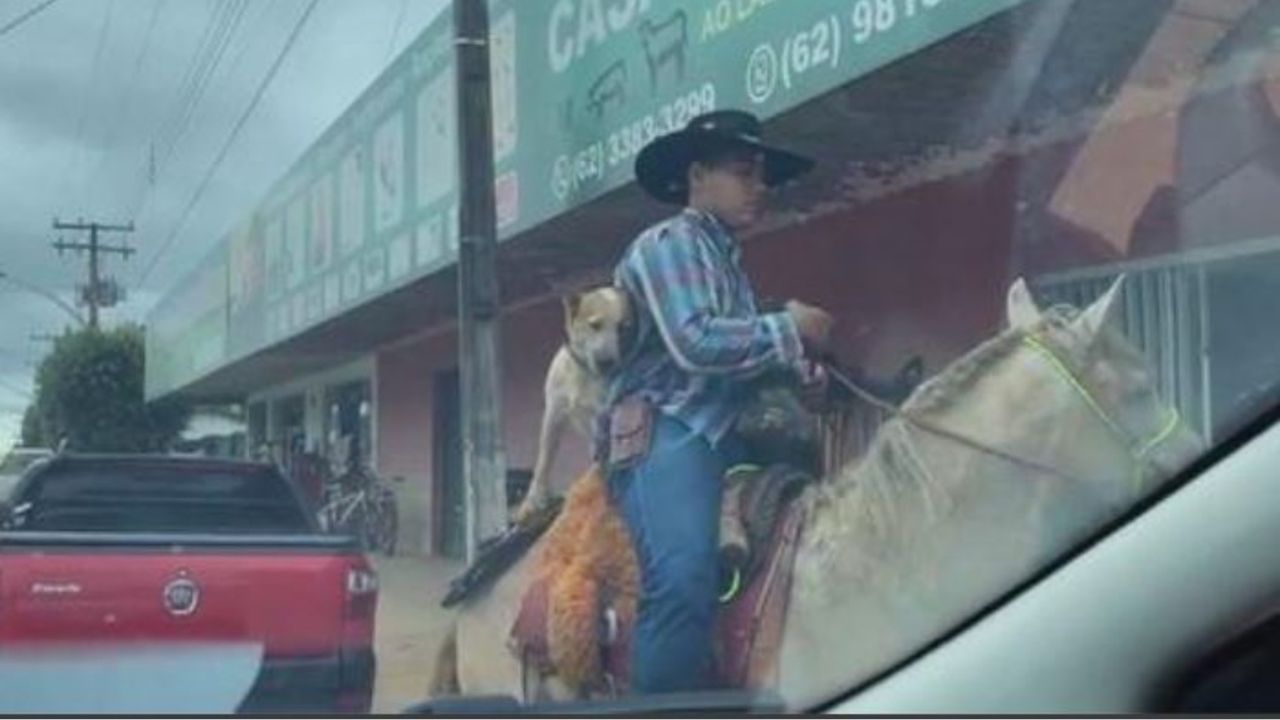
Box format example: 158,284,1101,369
608,414,739,694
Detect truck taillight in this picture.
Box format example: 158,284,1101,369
346,567,378,595
345,565,378,620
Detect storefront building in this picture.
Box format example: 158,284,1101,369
147,0,1280,556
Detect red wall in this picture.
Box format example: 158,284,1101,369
375,158,1024,555
375,329,453,555
375,297,584,555
745,161,1018,379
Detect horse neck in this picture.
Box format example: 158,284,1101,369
782,326,1157,705
807,338,1130,574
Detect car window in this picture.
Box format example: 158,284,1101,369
2,0,1280,714
15,465,310,534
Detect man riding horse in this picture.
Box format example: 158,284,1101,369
598,109,834,693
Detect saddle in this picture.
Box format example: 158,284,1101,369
508,463,811,697
717,463,812,603
508,467,638,695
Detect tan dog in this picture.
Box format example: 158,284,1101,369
514,287,632,522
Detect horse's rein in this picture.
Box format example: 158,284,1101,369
821,361,1088,485
820,335,1184,488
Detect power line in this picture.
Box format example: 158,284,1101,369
167,2,247,150
156,0,250,173
58,0,115,206
129,0,250,223
125,0,267,228
123,0,226,228
86,0,166,205
0,0,59,39
165,1,230,117
135,0,321,290
152,1,234,162
125,1,169,105
140,1,225,178
134,0,274,273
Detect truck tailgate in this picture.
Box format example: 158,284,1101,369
0,543,351,657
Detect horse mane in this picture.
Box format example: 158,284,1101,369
900,306,1079,416
797,307,1082,600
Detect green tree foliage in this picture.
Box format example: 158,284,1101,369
26,325,192,452
20,403,43,447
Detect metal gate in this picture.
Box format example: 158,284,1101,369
820,252,1233,477
822,260,1216,477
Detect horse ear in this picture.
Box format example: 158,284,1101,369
1078,275,1125,338
1006,278,1041,329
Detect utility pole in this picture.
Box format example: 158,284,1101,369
453,0,507,564
50,218,135,330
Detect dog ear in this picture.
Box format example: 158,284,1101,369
562,292,582,324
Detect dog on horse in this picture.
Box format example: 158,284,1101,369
514,286,632,523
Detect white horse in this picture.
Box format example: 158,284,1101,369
430,277,1204,708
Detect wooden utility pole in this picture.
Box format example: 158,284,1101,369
453,0,507,564
51,218,135,330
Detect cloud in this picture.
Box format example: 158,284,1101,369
0,0,448,450
2,0,448,304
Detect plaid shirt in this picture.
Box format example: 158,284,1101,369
597,208,806,459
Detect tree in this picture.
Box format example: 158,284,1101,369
27,325,192,452
20,403,44,447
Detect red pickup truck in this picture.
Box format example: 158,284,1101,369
0,454,378,713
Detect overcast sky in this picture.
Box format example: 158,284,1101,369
0,0,448,451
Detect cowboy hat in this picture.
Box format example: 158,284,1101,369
634,110,814,204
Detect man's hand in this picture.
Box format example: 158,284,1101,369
786,300,835,356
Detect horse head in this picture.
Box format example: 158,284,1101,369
1001,275,1203,500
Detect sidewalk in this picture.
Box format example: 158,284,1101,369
369,554,463,714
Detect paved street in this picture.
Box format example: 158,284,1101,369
369,555,463,714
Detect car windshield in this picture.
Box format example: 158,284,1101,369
2,0,1279,714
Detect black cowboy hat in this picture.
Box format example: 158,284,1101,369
634,110,815,204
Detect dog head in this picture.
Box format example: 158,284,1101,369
563,286,632,376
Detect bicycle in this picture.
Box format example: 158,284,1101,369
316,462,400,556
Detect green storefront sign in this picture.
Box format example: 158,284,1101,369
146,0,1028,399
496,0,1025,235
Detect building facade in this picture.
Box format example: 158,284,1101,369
147,0,1280,556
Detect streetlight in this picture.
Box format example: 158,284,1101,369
0,270,87,328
